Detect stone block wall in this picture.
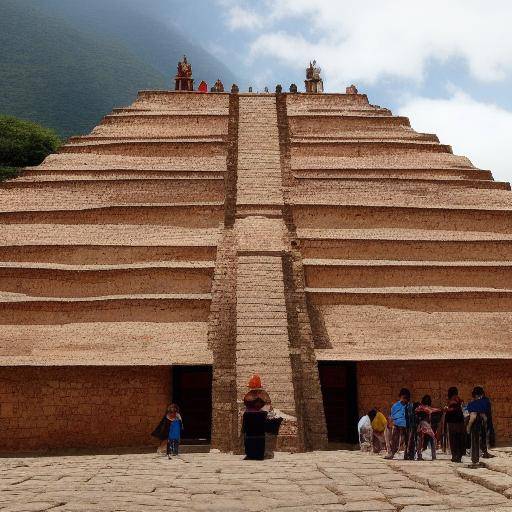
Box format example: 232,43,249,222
0,366,170,453
357,360,512,444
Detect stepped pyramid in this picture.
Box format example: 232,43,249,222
1,84,512,453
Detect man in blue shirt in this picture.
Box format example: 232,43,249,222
385,388,411,459
467,386,495,465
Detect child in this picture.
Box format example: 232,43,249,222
415,395,441,460
166,403,183,459
415,395,442,460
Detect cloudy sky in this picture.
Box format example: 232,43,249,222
167,0,512,183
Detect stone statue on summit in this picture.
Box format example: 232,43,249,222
177,55,192,78
305,60,324,93
174,55,194,91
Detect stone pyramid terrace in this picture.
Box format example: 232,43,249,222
1,82,512,454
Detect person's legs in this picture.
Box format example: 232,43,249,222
416,432,424,460
173,440,179,456
429,435,437,460
470,415,482,465
385,426,401,458
405,428,415,460
373,432,385,453
448,422,463,462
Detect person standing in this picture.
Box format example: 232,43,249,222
166,404,183,458
385,388,410,459
467,386,495,465
242,374,269,460
445,387,465,463
370,408,388,453
415,396,441,461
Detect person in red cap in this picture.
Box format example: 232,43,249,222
242,374,270,460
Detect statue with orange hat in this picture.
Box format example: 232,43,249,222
241,374,284,459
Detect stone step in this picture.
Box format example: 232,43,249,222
292,151,472,170
0,179,224,206
293,131,439,142
299,234,512,261
0,203,224,227
288,113,410,129
61,139,225,157
0,245,216,264
14,172,224,182
292,139,452,157
293,167,494,181
35,153,227,172
0,224,220,247
0,261,215,297
92,113,228,138
293,205,512,234
0,293,211,325
307,286,512,312
294,175,509,190
303,259,512,289
285,92,382,112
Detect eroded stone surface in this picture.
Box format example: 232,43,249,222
2,450,512,511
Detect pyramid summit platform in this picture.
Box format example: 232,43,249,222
1,81,512,453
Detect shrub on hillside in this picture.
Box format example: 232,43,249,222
0,115,60,168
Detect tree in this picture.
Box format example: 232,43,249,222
0,115,61,169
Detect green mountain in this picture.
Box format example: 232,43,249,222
0,0,236,138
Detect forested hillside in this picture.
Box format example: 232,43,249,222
0,0,236,138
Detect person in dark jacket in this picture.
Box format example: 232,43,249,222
467,386,495,464
151,403,183,454
445,387,465,463
242,374,269,460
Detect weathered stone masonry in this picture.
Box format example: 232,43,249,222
1,88,512,451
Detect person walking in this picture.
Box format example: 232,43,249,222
151,403,174,454
445,387,465,463
166,404,183,458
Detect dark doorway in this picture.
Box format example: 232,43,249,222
172,365,212,443
318,362,358,444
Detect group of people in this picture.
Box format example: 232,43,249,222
358,386,495,465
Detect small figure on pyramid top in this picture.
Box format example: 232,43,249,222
212,79,224,93
177,55,192,78
198,80,208,93
174,55,194,91
346,84,358,94
305,59,323,93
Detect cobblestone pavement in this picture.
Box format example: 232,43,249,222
2,448,512,511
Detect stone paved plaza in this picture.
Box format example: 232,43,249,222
3,449,512,511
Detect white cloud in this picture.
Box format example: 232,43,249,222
224,0,512,89
398,90,512,183
224,5,264,30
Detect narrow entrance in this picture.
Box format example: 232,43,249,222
172,365,212,443
318,362,359,444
